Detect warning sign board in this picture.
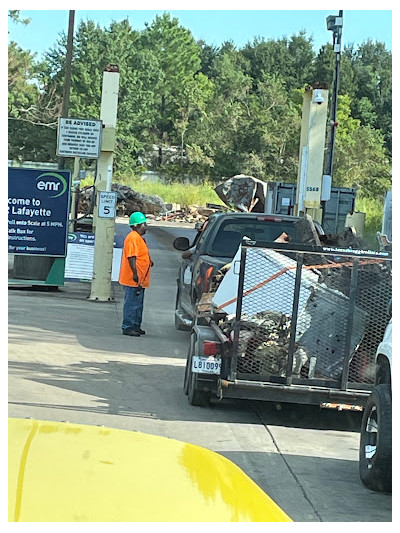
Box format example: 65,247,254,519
57,117,102,159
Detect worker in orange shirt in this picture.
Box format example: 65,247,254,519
119,212,154,336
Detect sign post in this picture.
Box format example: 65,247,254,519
89,65,120,302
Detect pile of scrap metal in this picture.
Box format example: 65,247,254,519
78,184,166,216
158,204,224,223
219,311,294,376
214,174,267,213
210,245,371,381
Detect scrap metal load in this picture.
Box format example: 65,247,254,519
209,240,391,384
158,205,222,224
214,174,267,212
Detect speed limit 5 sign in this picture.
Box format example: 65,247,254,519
98,191,117,218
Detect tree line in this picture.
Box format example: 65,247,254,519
8,12,392,198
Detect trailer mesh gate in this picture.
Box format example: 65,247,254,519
229,241,392,392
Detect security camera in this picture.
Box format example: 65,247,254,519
313,89,324,105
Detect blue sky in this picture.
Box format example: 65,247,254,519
8,7,392,59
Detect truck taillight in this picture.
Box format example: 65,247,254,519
203,341,220,356
256,216,282,222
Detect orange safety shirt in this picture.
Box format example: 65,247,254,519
119,230,151,288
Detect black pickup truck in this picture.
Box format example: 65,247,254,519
173,212,324,331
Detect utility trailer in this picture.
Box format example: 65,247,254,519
183,240,392,410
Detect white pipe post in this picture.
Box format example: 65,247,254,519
295,85,329,222
106,165,112,192
89,65,120,301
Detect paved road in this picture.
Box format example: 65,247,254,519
8,220,392,522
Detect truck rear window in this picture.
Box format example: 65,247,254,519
210,219,301,256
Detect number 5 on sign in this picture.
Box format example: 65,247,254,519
98,191,117,218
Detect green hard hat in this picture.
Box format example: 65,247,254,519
129,211,147,226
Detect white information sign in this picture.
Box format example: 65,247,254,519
98,191,117,218
57,118,102,159
65,232,122,282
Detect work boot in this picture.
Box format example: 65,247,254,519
122,329,140,337
137,328,146,335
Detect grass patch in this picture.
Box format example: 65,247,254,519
80,174,222,208
122,178,221,207
80,177,224,207
355,197,384,249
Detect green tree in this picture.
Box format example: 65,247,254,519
139,13,202,167
8,10,30,25
345,41,392,152
42,18,157,173
174,73,215,176
240,32,315,90
8,42,57,161
191,46,253,178
333,94,391,198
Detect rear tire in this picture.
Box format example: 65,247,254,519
376,358,391,387
183,333,196,395
188,370,211,407
359,384,392,493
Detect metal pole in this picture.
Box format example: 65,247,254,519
286,253,304,386
230,246,247,381
341,257,359,390
58,10,75,171
325,10,343,179
69,156,80,232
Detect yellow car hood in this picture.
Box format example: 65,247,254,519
9,418,291,522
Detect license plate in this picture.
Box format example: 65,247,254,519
192,356,221,375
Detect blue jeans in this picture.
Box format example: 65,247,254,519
122,286,145,332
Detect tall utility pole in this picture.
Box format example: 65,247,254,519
89,64,120,302
58,10,75,171
324,10,344,180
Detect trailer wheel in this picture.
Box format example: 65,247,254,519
188,370,211,407
359,384,392,493
183,333,196,395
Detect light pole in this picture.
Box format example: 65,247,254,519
58,10,75,171
324,10,343,180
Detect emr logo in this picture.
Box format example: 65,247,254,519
36,173,68,198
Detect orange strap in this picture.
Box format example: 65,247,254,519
216,258,384,311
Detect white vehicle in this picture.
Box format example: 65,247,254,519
359,316,392,493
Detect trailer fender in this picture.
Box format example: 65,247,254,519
192,324,221,346
189,325,221,393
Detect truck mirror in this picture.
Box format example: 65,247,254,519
173,237,190,251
